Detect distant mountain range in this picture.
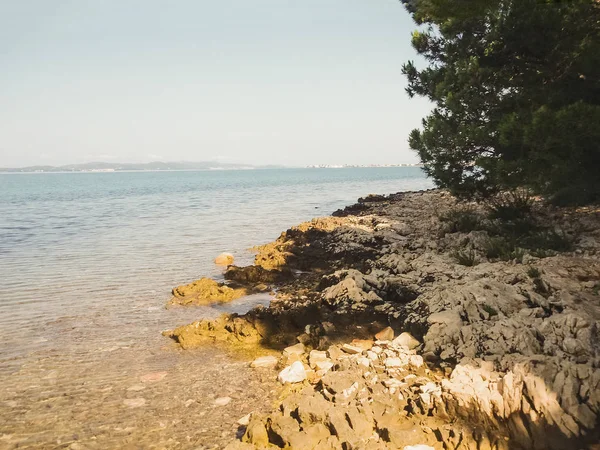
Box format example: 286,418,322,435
0,161,286,173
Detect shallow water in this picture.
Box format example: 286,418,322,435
0,167,431,448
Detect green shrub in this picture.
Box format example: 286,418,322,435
527,267,541,279
483,237,525,262
486,190,534,221
451,249,479,266
520,229,574,253
440,207,482,233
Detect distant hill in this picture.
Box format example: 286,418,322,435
0,161,286,173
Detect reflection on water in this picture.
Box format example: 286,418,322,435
0,168,432,447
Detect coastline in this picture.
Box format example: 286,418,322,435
166,189,600,449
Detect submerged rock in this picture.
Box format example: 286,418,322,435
168,277,247,306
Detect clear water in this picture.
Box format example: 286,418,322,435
0,167,431,448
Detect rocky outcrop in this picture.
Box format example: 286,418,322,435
168,190,600,449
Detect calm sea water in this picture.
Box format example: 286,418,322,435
0,167,431,447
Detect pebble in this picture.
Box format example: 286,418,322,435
237,413,251,426
127,385,146,392
214,397,232,407
123,398,146,408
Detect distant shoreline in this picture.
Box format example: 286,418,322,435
0,165,424,174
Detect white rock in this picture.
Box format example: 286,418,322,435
384,357,404,368
366,351,379,361
409,355,424,369
237,413,251,426
404,445,435,450
278,361,307,384
357,357,371,368
392,332,421,350
251,355,278,369
214,397,232,406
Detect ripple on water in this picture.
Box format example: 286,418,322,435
0,168,432,446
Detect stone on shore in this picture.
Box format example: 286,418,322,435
341,344,364,354
278,361,307,384
250,355,278,369
214,396,232,406
375,326,394,341
283,343,305,358
392,332,420,350
215,252,235,265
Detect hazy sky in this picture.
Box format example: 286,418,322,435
0,0,431,167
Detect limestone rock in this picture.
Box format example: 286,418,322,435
375,326,395,341
278,361,307,384
250,355,278,369
393,332,420,350
215,252,235,265
283,343,306,358
341,344,364,354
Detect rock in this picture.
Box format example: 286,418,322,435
123,398,146,408
351,339,374,351
341,344,364,354
327,345,345,361
278,361,307,384
375,326,395,341
215,252,235,265
168,278,247,306
214,396,232,406
384,357,403,368
404,446,435,450
251,355,278,369
242,416,269,446
237,413,251,426
393,332,420,350
225,264,285,284
283,343,306,358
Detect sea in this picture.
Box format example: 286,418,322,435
0,167,432,448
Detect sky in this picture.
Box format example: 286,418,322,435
0,0,432,168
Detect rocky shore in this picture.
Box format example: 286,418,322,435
164,190,600,449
